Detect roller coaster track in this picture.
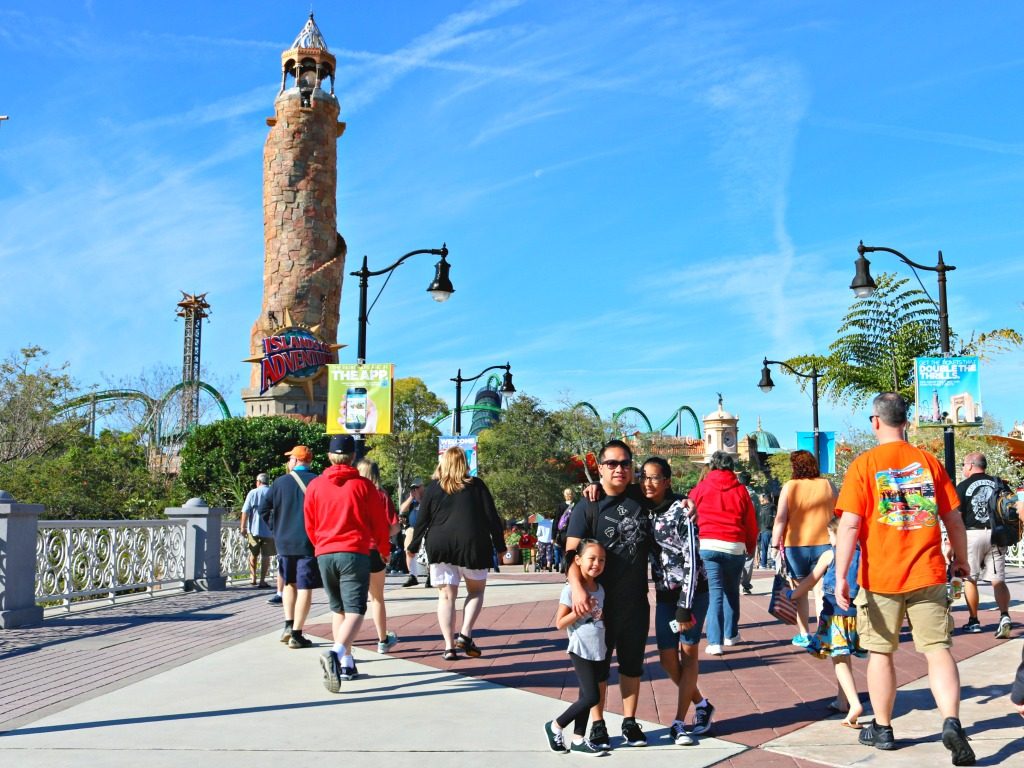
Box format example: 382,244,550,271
57,381,232,443
573,402,702,438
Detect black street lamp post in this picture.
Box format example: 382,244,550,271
851,241,957,478
349,244,453,457
758,358,820,467
452,363,515,435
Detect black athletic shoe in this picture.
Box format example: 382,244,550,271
588,720,611,750
320,651,341,693
402,575,419,587
621,718,647,747
691,700,715,736
288,632,313,649
859,720,895,750
963,617,982,634
569,739,607,756
941,717,976,766
543,721,568,753
339,663,359,681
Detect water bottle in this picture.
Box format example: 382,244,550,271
947,576,963,601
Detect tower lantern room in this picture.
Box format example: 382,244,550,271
281,14,336,106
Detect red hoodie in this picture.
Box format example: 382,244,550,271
303,464,390,559
689,469,758,554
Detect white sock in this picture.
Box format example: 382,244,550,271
333,643,345,656
550,722,563,734
696,698,708,709
340,654,354,667
571,735,584,745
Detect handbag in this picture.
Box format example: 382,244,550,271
768,549,799,625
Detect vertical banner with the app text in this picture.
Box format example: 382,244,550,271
326,363,394,434
439,435,479,476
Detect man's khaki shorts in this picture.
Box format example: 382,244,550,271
403,528,416,551
966,528,1006,583
855,585,952,653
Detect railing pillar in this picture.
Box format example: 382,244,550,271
164,498,226,591
0,491,45,628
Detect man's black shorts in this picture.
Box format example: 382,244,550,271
597,591,649,679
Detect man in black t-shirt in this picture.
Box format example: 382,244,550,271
955,452,1012,638
566,440,650,749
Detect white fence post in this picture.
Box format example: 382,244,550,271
164,498,227,591
0,491,45,628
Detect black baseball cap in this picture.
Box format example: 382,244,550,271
328,434,356,454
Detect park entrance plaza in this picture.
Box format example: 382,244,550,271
1,566,1022,767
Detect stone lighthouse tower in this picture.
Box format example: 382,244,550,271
242,14,346,420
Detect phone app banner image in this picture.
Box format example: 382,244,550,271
439,435,478,476
914,356,982,428
326,363,394,434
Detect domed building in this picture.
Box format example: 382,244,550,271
748,417,782,454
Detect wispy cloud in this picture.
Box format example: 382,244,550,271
813,117,1024,157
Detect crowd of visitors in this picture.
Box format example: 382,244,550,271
238,390,1021,763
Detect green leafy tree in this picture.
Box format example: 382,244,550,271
178,417,328,509
785,273,1021,410
0,346,85,464
785,273,940,408
0,430,179,519
366,377,447,498
478,395,573,523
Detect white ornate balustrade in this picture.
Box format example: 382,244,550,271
220,522,277,581
36,520,188,610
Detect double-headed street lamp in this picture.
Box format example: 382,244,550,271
851,241,957,477
349,244,453,457
452,363,515,435
758,358,820,467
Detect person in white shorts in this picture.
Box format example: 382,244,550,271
406,447,506,661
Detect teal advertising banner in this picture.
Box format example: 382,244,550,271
914,356,982,427
796,431,835,475
438,435,479,476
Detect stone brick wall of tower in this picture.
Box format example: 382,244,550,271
248,90,344,391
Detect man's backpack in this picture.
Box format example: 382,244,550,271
988,479,1023,548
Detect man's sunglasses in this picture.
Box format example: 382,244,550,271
600,459,632,469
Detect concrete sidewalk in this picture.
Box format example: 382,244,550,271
0,570,1022,767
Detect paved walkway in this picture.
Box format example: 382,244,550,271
1,568,1022,767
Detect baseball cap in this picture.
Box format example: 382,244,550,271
410,477,423,488
284,445,313,463
328,434,356,454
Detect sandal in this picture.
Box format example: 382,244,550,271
456,633,482,658
442,648,458,661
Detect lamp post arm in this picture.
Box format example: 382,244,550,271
763,358,814,382
764,358,820,465
858,243,956,277
350,245,448,280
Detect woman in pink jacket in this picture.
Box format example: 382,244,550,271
689,451,758,657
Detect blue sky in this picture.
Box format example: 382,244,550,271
2,1,1023,448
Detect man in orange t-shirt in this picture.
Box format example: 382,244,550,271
834,392,974,766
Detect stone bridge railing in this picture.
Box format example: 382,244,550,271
0,492,257,628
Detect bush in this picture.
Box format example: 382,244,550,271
178,417,328,509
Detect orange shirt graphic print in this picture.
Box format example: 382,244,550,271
873,462,940,531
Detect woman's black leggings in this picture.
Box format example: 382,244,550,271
556,653,603,736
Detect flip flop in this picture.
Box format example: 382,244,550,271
841,719,862,730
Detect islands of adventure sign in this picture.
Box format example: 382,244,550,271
244,310,343,399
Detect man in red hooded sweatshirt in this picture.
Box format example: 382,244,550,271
304,434,390,692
